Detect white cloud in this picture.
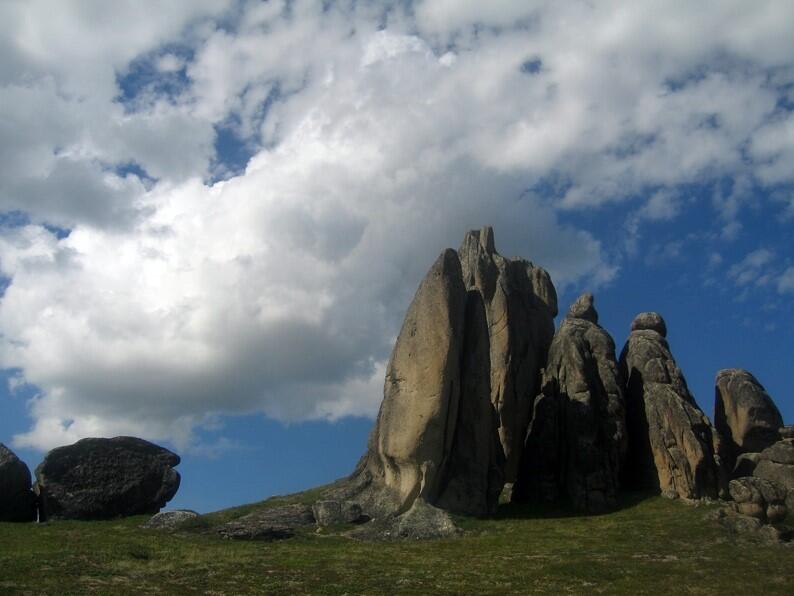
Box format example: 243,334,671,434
778,267,794,294
728,249,775,286
1,1,793,451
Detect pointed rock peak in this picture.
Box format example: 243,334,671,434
567,292,598,323
461,225,497,255
630,312,667,337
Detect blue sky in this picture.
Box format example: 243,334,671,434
1,1,793,512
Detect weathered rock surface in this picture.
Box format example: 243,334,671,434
458,226,557,482
619,313,720,500
0,443,37,522
217,504,315,541
753,439,794,511
729,477,787,523
733,452,761,478
349,499,460,541
343,245,504,518
312,500,364,526
142,509,199,530
715,369,783,465
35,436,181,520
514,293,626,512
779,425,794,440
708,507,793,544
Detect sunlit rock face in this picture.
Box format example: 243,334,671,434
620,313,721,501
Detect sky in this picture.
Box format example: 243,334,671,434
1,0,793,513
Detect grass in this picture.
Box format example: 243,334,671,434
0,490,791,595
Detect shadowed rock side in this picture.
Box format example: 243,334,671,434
753,439,794,512
514,293,627,512
35,436,181,520
715,369,783,470
0,443,37,522
458,226,557,482
341,248,504,519
619,312,720,500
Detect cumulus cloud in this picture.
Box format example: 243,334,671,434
1,1,793,451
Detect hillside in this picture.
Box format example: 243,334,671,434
0,490,791,595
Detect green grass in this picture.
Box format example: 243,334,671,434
0,492,791,595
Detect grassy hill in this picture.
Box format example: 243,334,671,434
1,490,791,595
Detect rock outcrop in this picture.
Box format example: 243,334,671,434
514,293,627,512
35,436,181,520
217,504,315,541
753,439,794,511
457,226,557,481
619,312,720,500
715,369,783,467
729,477,787,524
142,509,199,530
0,443,37,522
312,500,364,526
345,247,503,519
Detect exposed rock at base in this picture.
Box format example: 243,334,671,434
513,293,626,512
312,500,364,526
349,499,460,541
217,504,315,540
35,436,181,520
780,425,794,440
753,439,794,511
733,453,761,478
708,507,793,544
142,509,199,530
619,313,720,500
729,477,787,523
458,226,557,482
0,443,37,522
346,246,504,518
715,369,783,467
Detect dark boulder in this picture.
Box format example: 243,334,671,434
619,312,720,500
217,504,315,540
715,369,783,466
35,436,181,520
312,500,364,526
0,443,37,522
514,293,627,512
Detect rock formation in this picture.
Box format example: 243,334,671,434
729,477,788,524
753,439,794,511
0,443,37,522
217,504,315,541
458,226,557,481
142,509,199,530
715,369,783,467
35,436,181,520
619,312,720,500
513,293,627,512
344,247,504,519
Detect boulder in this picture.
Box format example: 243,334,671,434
349,499,460,541
142,509,199,530
709,507,792,544
619,313,720,500
342,245,504,518
514,293,627,512
312,500,364,526
715,369,783,464
729,477,787,523
779,425,794,440
458,226,557,481
217,504,315,541
753,439,794,511
35,436,181,520
0,443,37,522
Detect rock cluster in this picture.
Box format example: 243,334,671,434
331,227,791,540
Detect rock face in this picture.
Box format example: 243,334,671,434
619,312,720,500
458,226,557,481
0,443,37,522
346,245,505,518
715,369,783,464
312,500,364,526
514,293,626,512
35,436,181,520
753,439,794,511
729,477,787,524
